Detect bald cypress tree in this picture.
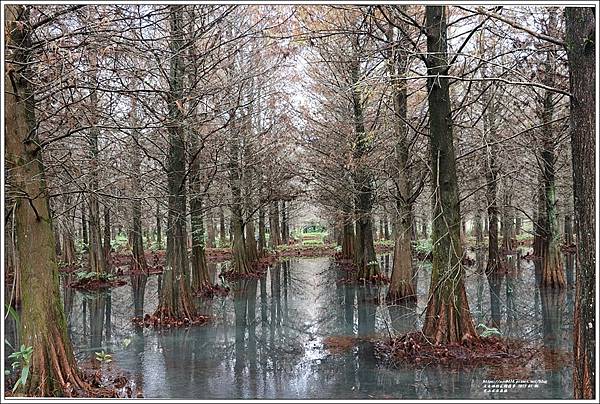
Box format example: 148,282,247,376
421,6,476,344
5,5,88,395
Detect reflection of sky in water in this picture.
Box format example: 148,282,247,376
4,255,573,399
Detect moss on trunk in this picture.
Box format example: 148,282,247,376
154,6,197,320
421,6,476,344
5,5,88,395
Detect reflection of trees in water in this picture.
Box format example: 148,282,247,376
233,278,258,396
105,293,112,342
89,292,107,353
131,273,148,318
487,270,503,329
387,302,417,398
63,274,75,334
344,280,355,335
130,271,148,390
564,253,574,287
158,328,193,398
389,301,417,335
504,255,518,337
539,287,567,399
356,284,377,394
4,314,19,358
422,366,473,399
475,272,485,326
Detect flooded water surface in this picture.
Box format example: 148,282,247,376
45,256,574,399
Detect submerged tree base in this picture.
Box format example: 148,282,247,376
132,312,210,328
5,360,140,398
68,277,127,291
376,332,525,369
386,288,417,305
193,283,230,299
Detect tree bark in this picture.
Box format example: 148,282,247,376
383,214,390,240
258,207,266,256
156,200,162,250
564,214,573,245
154,5,196,320
539,21,565,289
103,205,111,271
269,202,281,248
281,201,289,244
565,7,595,399
81,198,88,247
206,210,216,249
130,98,148,273
219,207,227,247
350,49,379,279
229,115,252,274
4,5,88,395
341,219,355,260
385,12,414,303
515,212,522,236
422,6,476,344
62,203,77,266
87,51,106,275
190,194,210,290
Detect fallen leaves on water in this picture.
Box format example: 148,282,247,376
131,313,210,329
376,332,526,370
323,335,360,353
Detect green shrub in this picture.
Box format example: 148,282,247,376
111,233,129,252
75,270,115,283
414,238,433,255
5,342,33,392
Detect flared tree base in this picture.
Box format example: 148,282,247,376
423,286,477,345
540,248,565,289
22,328,89,397
357,263,380,282
386,283,417,305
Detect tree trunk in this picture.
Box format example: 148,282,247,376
103,206,111,271
190,195,210,290
515,212,522,236
281,201,289,244
62,205,77,266
81,198,88,247
219,207,227,247
350,50,379,279
206,210,216,249
501,192,515,253
565,7,595,399
269,202,281,248
341,219,355,260
564,214,573,246
229,115,252,274
539,25,565,289
258,207,266,256
474,210,483,247
422,6,476,344
130,99,148,274
383,214,390,240
154,5,196,320
4,5,88,394
87,52,106,275
156,200,162,250
245,214,259,264
385,13,414,303
483,53,501,280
